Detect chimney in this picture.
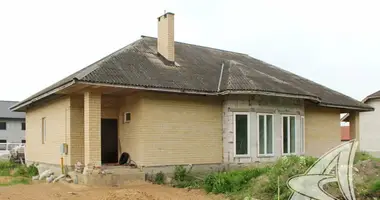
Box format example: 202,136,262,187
157,12,175,62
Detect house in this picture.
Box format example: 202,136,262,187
341,125,350,142
0,101,25,150
342,90,380,157
10,12,372,172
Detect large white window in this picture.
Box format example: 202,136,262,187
282,115,296,154
300,116,305,154
234,112,250,156
257,113,274,156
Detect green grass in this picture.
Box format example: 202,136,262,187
0,161,38,186
0,177,30,186
354,151,380,164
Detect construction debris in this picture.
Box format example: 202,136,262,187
75,162,84,173
39,170,53,180
53,174,66,183
46,174,55,183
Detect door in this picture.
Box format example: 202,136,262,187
101,119,118,164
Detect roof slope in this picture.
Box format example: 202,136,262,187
364,90,380,102
12,36,372,111
0,101,25,118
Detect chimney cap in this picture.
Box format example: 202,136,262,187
157,12,175,20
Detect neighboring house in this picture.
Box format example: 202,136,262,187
342,90,380,157
341,125,350,142
0,101,25,149
10,12,372,171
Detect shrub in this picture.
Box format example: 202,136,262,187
0,161,17,170
203,167,269,194
26,164,38,177
174,166,187,181
367,180,380,197
0,161,18,177
154,171,165,185
12,164,38,177
258,155,317,199
12,166,28,177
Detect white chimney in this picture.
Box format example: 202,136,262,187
157,12,175,63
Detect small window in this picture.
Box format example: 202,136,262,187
0,140,6,150
21,122,26,130
258,113,274,156
42,118,46,144
22,140,26,144
124,112,131,123
282,115,296,155
0,122,6,130
234,112,250,156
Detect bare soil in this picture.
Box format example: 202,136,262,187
0,180,226,200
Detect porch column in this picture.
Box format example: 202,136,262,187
349,111,360,150
84,91,101,167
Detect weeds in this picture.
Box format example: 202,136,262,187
154,171,165,185
203,167,269,194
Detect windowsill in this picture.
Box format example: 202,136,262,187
234,155,250,158
282,153,297,156
257,154,275,158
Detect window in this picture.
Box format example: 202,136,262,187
22,140,26,144
234,112,250,156
257,114,274,156
282,115,296,154
300,116,305,154
124,112,131,123
0,140,6,150
21,122,26,130
42,118,46,144
0,122,6,130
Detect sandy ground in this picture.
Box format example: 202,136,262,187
0,180,226,200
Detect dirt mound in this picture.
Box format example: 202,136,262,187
102,189,156,200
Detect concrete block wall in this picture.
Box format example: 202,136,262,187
223,95,305,163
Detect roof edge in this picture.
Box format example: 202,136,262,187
10,80,76,112
362,95,380,103
319,102,374,112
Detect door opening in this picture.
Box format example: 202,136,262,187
101,119,118,164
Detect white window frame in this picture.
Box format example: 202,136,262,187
257,113,275,157
42,117,46,144
233,112,250,157
282,115,297,155
300,116,305,154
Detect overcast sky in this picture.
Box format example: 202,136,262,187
0,0,379,102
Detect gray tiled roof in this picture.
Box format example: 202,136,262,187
0,101,25,119
11,36,372,111
365,90,380,101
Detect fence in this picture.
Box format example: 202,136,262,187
0,143,24,152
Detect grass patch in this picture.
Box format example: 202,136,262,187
0,177,30,186
354,151,380,164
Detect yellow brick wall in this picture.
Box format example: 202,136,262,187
119,92,223,166
118,92,144,164
304,105,341,157
69,95,84,166
25,96,70,165
84,92,101,166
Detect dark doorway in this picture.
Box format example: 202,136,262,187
101,119,118,164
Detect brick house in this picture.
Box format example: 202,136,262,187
11,12,372,171
342,90,380,157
